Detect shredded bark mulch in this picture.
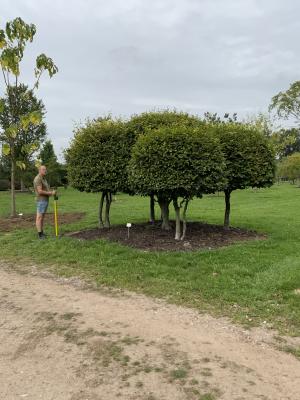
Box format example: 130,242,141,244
0,213,85,232
67,221,266,252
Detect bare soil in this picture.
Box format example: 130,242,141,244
68,222,265,251
0,261,299,400
0,212,85,232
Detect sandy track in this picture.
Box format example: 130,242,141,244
0,263,299,400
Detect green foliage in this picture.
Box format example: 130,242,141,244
0,84,46,190
34,53,58,88
278,153,300,183
127,109,202,134
40,140,57,165
67,118,136,228
270,81,300,123
208,122,275,227
0,17,58,215
39,140,63,187
0,156,9,190
16,159,37,189
203,111,238,124
67,118,135,194
0,84,46,156
127,110,203,225
129,126,225,199
214,123,275,192
272,128,300,159
2,143,10,156
129,125,226,239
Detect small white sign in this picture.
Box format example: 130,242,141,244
18,213,23,216
126,223,132,228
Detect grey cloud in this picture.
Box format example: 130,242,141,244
1,0,300,157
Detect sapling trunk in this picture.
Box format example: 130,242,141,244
98,192,105,228
10,155,16,217
149,194,155,223
180,199,189,240
224,189,231,228
173,198,181,240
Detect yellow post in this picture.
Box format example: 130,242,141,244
54,195,59,237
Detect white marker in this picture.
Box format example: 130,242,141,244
126,223,132,239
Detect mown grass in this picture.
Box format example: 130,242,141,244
0,184,300,335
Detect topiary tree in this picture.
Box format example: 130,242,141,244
128,125,226,239
127,109,202,224
213,123,276,227
66,118,135,228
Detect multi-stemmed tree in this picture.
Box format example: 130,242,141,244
67,111,275,238
129,125,226,239
66,118,135,228
126,110,202,223
213,123,275,227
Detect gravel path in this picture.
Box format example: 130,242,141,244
0,262,299,400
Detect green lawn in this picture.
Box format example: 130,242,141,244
1,184,300,335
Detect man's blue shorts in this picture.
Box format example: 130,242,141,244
36,200,49,214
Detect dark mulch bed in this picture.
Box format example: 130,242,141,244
0,213,85,232
67,221,266,252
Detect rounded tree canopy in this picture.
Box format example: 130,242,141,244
128,125,226,199
213,123,276,192
126,109,202,135
66,118,135,193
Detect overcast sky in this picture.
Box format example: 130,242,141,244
1,0,299,158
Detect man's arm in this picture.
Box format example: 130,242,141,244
36,185,55,197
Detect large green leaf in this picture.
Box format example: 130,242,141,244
2,143,10,155
20,111,42,129
0,48,20,76
34,54,58,88
21,142,39,154
5,124,18,139
16,160,26,170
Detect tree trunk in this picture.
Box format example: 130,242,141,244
181,199,189,240
224,190,231,228
149,194,155,224
104,191,112,228
173,198,181,240
158,196,171,230
98,192,105,228
10,154,16,217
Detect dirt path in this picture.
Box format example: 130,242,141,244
0,263,299,400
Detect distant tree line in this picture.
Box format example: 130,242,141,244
269,80,300,184
0,137,67,191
